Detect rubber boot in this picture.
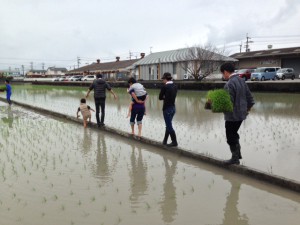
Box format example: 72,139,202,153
167,131,178,147
224,145,240,165
237,143,242,159
162,130,169,145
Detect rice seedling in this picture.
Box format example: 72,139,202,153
103,205,107,212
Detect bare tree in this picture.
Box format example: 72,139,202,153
181,44,228,81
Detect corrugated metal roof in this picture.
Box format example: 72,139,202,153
231,46,300,59
133,47,237,66
68,59,139,73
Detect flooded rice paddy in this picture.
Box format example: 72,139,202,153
1,101,300,225
8,84,300,182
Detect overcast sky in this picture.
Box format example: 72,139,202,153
1,0,300,71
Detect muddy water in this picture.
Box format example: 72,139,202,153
8,84,300,182
1,102,300,225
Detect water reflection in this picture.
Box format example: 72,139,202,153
10,85,300,181
1,106,14,128
222,182,249,225
129,145,148,206
94,132,117,184
160,157,177,224
81,129,93,155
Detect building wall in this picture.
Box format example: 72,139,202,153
281,57,300,75
237,57,281,69
236,56,300,76
46,70,66,76
139,65,158,80
139,62,188,80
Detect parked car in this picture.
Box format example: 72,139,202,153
236,69,255,81
61,76,72,81
276,68,296,80
58,76,67,81
222,72,237,81
251,67,280,81
69,75,83,81
52,77,60,82
82,75,96,81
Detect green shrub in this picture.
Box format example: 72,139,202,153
0,85,6,92
206,89,233,113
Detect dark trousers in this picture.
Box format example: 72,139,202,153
163,106,176,133
225,121,243,146
7,93,12,105
95,97,106,124
130,107,145,125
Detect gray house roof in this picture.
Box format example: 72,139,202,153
133,47,237,65
47,67,67,72
230,46,300,59
67,59,140,74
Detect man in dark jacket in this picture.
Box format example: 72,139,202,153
159,72,178,147
221,63,255,165
86,74,117,126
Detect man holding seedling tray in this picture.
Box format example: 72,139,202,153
220,62,255,165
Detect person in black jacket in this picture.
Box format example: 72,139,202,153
86,73,117,127
159,72,178,147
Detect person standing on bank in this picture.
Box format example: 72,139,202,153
127,78,147,137
159,72,178,147
86,73,117,127
221,62,255,165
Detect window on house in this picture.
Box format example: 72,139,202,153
173,63,177,74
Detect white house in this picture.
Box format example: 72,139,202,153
46,67,68,76
132,47,237,80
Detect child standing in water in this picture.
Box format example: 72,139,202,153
76,98,95,128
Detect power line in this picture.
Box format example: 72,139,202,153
0,57,76,61
253,35,300,38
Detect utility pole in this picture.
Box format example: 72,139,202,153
30,62,33,70
42,63,45,70
239,41,243,53
245,33,252,52
129,50,132,60
150,46,153,54
21,65,25,76
77,57,81,68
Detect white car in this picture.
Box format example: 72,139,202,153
69,75,83,81
52,77,60,82
58,76,67,81
82,75,96,81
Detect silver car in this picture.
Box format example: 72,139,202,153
276,68,296,80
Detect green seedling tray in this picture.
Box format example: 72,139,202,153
205,89,233,113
